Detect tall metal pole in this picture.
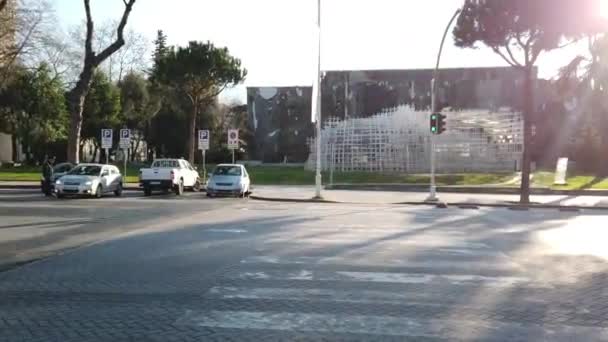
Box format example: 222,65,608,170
202,149,207,184
428,79,438,201
314,0,323,199
426,8,461,202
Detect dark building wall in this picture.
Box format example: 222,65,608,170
247,67,536,162
321,67,535,119
247,87,314,162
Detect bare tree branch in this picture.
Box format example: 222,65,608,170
491,46,519,68
94,0,136,65
83,0,94,62
504,40,523,67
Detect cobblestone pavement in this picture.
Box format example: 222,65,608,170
1,199,608,341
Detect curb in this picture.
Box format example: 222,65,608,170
0,184,141,191
326,184,608,197
249,195,338,204
250,196,608,210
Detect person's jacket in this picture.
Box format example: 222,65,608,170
42,162,53,180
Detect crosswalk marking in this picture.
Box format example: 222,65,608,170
176,310,608,340
265,236,491,249
241,253,519,271
207,286,550,305
231,269,551,288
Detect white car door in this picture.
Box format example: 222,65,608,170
242,167,250,190
100,167,112,191
109,167,120,190
184,161,198,186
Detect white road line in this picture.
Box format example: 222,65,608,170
207,286,549,305
265,237,491,249
240,255,520,271
205,228,248,233
231,270,551,288
176,310,608,340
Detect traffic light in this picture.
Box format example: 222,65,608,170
438,113,446,134
430,114,437,134
430,113,447,135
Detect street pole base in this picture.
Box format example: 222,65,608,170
425,185,439,202
314,173,322,199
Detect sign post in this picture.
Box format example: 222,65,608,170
119,129,131,178
101,129,113,164
554,157,569,185
198,130,210,183
227,129,239,164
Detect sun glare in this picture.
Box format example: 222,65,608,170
601,0,608,18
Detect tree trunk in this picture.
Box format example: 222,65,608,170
66,66,95,164
186,101,197,163
91,144,98,163
132,137,142,162
519,65,534,204
10,124,18,162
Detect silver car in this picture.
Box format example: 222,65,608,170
55,164,123,198
206,164,251,197
40,162,74,194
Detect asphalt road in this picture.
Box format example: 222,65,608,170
1,189,608,341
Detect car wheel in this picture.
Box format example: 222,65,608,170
192,180,201,192
174,179,184,196
144,187,152,197
57,193,65,199
114,183,123,197
95,185,103,198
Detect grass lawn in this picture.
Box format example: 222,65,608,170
4,163,606,189
533,171,608,190
1,163,514,186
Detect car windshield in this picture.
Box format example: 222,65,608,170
152,160,179,168
213,166,241,176
53,163,72,173
68,165,101,176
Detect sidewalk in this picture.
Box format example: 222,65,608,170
0,181,141,190
250,185,608,209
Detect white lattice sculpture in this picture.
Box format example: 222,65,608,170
306,105,523,173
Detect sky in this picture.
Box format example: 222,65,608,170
53,0,590,103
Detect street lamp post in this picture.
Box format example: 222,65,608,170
314,0,323,199
426,8,461,202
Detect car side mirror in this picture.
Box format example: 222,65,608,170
101,171,109,177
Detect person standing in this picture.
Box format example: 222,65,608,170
41,156,55,196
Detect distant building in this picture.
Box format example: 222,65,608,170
247,66,534,163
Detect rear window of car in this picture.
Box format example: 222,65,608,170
213,166,242,176
152,160,178,168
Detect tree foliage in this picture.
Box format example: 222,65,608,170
452,0,605,203
0,0,59,87
153,40,246,162
66,0,137,164
81,71,121,161
0,64,68,161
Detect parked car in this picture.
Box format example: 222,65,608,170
139,158,200,196
40,162,74,194
55,164,123,198
206,164,251,198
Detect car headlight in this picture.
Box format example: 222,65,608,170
85,181,93,186
55,180,62,185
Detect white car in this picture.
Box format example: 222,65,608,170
139,159,200,196
55,164,123,198
206,164,251,198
